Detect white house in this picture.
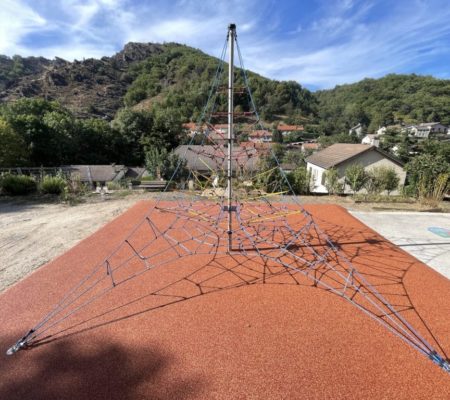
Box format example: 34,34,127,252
349,123,364,137
306,143,406,194
361,134,380,147
414,122,448,139
376,126,387,136
248,130,272,143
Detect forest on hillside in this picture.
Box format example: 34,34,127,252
314,74,450,134
124,44,316,123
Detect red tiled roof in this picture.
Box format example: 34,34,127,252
182,122,197,130
249,130,272,138
277,124,304,132
302,143,319,150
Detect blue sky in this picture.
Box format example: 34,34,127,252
1,0,450,90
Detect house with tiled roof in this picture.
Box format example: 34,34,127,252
306,143,405,194
248,130,272,143
277,124,304,137
182,122,206,137
63,165,129,187
301,142,320,153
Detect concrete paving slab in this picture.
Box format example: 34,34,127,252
351,211,450,280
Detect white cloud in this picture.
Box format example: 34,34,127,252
1,0,450,88
244,0,450,88
0,0,47,55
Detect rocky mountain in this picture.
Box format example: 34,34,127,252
0,43,167,119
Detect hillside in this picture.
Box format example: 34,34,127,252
0,43,166,119
0,43,316,123
315,74,450,134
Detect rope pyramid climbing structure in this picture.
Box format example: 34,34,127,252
7,24,450,375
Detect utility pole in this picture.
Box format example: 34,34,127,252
227,23,236,252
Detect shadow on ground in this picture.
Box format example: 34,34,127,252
0,333,202,400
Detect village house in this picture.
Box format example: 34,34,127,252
376,126,387,136
361,134,380,147
174,145,260,176
212,124,229,134
306,143,405,194
248,130,272,143
376,122,449,140
301,142,320,153
182,122,204,136
277,124,304,137
63,165,145,188
413,122,448,139
348,123,365,137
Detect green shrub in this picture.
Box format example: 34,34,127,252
106,181,122,190
345,164,367,194
323,167,342,194
40,175,67,195
287,166,311,194
365,166,400,195
61,175,88,205
0,174,37,195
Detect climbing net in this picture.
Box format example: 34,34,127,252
7,26,450,375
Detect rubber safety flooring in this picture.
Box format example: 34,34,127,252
1,201,450,399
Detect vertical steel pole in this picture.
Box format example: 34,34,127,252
227,23,235,252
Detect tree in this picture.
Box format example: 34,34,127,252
382,167,400,195
318,133,359,148
112,108,154,165
0,117,29,167
283,150,305,166
272,128,283,143
160,152,188,182
145,147,188,182
419,139,450,164
0,98,76,166
365,166,399,195
405,154,450,200
345,164,367,194
145,147,167,179
287,166,310,194
323,167,342,194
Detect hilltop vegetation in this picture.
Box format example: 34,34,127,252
124,44,316,123
315,74,450,134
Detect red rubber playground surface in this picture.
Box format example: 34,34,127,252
1,201,450,399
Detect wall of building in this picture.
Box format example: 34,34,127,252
307,163,328,193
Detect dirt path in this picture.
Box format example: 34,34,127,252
0,194,154,293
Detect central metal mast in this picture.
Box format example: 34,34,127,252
227,23,235,252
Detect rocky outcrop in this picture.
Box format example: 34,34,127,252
0,43,166,120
